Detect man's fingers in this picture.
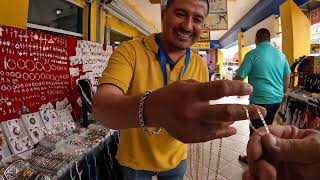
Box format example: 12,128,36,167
196,104,266,122
243,170,256,180
201,127,237,141
214,127,237,138
266,125,316,139
261,133,320,163
247,130,263,162
249,160,277,180
197,80,253,101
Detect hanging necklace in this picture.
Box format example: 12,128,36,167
242,106,270,135
206,106,269,180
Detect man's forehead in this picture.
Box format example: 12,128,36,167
170,0,208,14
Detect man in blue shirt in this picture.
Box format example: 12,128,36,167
234,28,291,163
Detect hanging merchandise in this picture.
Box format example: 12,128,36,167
278,55,320,130
69,40,113,88
278,89,320,130
0,24,71,122
69,40,113,121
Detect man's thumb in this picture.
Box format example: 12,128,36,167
261,133,308,163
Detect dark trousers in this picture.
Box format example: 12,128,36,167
249,103,280,136
119,160,187,180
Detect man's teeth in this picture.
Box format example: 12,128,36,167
177,32,191,38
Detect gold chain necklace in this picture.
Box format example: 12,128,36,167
207,138,222,180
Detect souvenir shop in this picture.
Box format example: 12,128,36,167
277,55,320,130
275,5,320,131
0,0,157,179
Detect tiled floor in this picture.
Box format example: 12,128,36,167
151,96,251,180
184,95,251,180
184,120,250,180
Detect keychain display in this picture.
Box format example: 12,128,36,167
56,108,76,131
39,103,59,134
21,112,47,144
1,118,33,154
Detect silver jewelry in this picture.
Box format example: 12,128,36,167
40,73,45,79
35,73,40,80
7,85,12,91
43,62,51,72
1,85,6,91
29,73,35,80
7,59,16,70
138,90,161,136
35,61,43,71
16,72,21,79
50,64,57,71
10,71,15,77
26,60,35,71
23,72,29,80
242,106,269,135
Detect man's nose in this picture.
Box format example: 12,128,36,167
181,18,193,32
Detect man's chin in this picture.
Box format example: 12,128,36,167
173,43,192,50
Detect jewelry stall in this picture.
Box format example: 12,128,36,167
0,24,118,179
278,56,320,130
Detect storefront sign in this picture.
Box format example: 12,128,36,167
311,23,320,44
199,31,210,41
191,41,211,49
308,8,320,25
204,0,228,30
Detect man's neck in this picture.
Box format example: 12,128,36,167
159,34,187,62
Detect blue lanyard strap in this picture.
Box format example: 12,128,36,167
155,35,191,86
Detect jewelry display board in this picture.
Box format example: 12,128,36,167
1,119,33,155
0,25,71,122
68,40,113,119
21,112,48,144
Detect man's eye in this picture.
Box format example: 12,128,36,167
194,18,203,24
176,12,185,17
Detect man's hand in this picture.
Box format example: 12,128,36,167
244,125,320,180
145,80,266,143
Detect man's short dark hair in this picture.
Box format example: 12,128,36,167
164,0,209,15
256,28,271,42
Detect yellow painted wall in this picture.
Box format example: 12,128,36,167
125,0,159,32
108,14,145,38
217,49,224,80
238,32,253,63
237,32,252,82
238,32,245,64
90,0,98,42
280,0,310,65
0,0,29,29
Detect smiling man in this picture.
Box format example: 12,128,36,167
93,0,266,179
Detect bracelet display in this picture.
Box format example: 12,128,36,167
138,90,161,136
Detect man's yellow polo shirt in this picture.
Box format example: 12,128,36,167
99,34,209,171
